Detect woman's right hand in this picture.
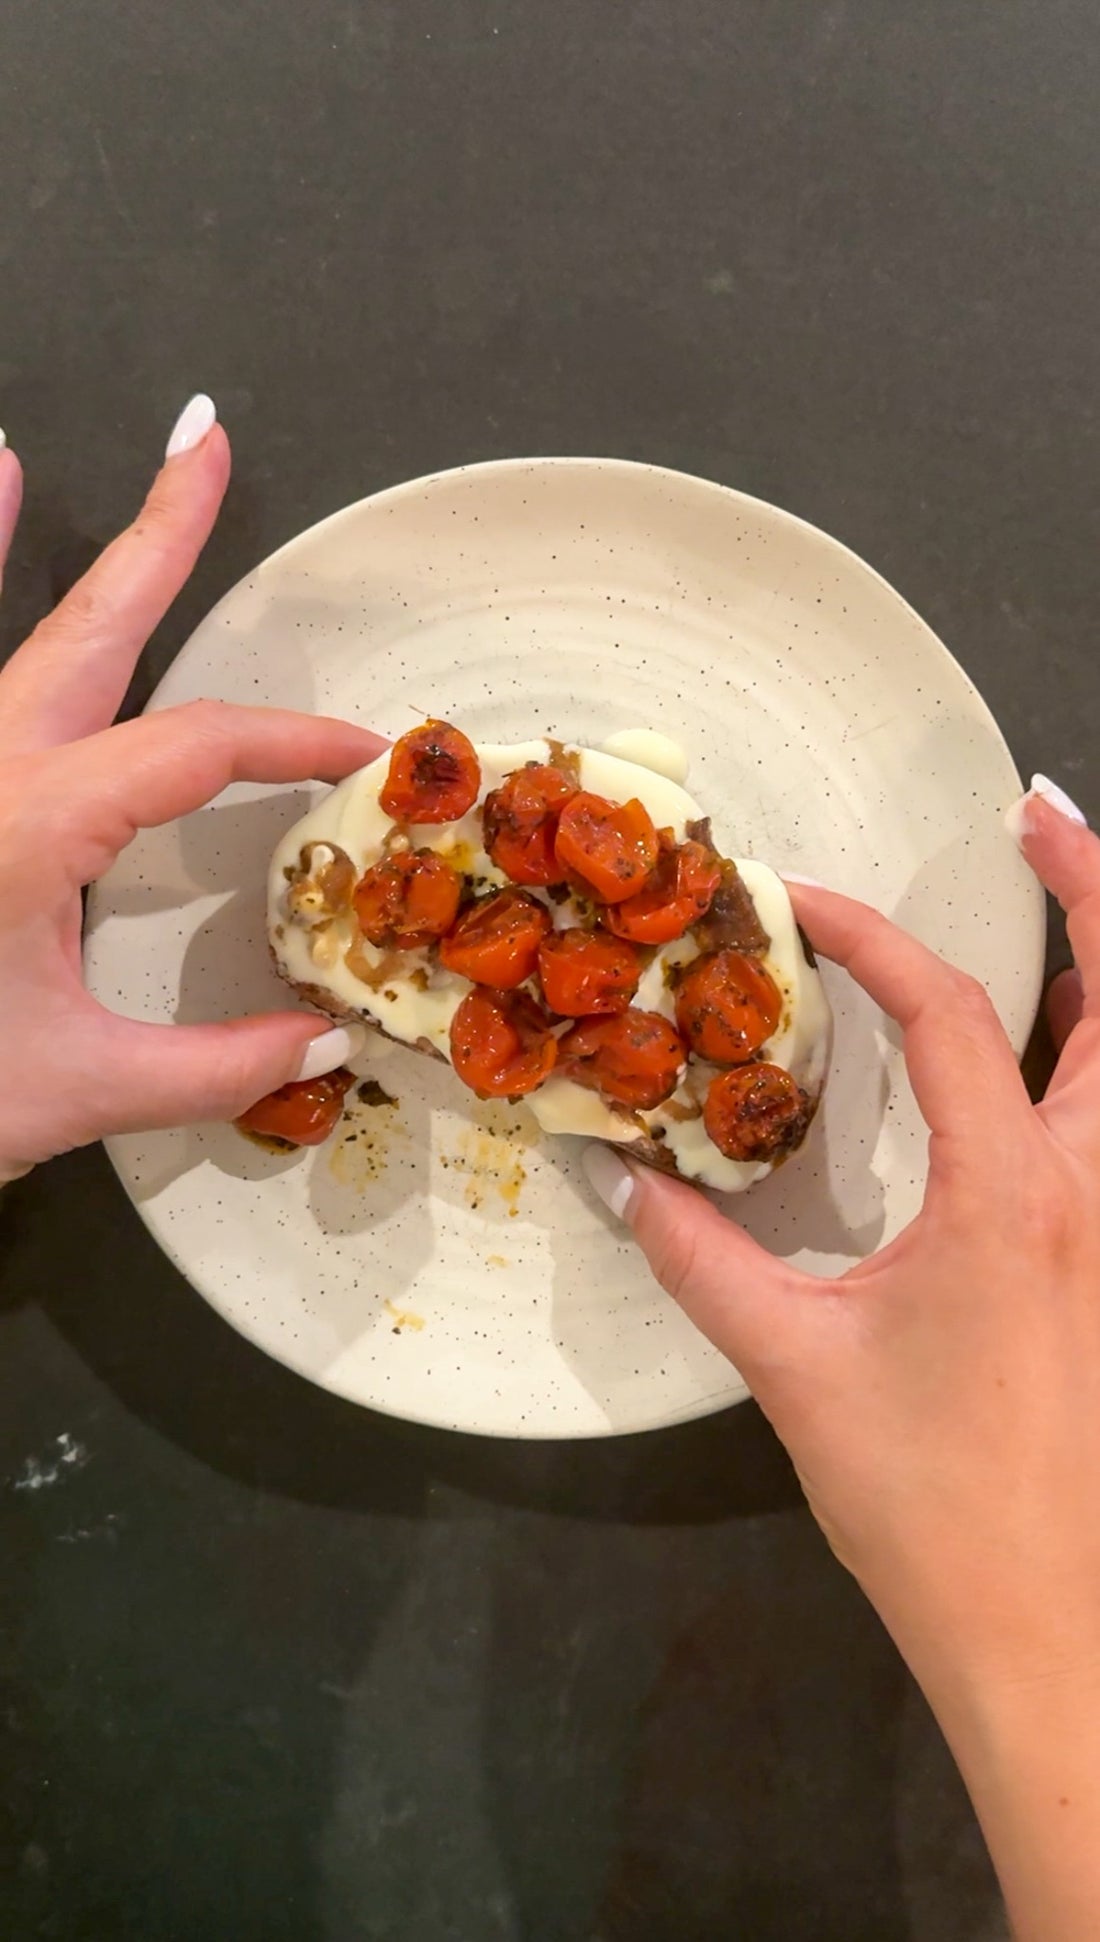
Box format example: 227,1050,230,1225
0,408,384,1183
585,784,1100,1939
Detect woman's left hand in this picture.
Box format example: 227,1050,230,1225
0,405,383,1182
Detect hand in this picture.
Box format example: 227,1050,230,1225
0,402,383,1183
584,783,1100,1939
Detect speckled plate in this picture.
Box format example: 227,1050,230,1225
84,459,1044,1438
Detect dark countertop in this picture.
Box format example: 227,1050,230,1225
2,3,1097,1936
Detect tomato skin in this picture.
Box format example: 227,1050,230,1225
438,889,551,988
703,1064,810,1162
380,721,480,824
450,988,558,1099
352,850,462,950
537,927,641,1016
559,1011,685,1111
482,764,577,885
554,792,659,903
674,950,782,1064
235,1069,355,1147
605,836,721,945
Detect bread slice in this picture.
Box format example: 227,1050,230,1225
267,733,831,1193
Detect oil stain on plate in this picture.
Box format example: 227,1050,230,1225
443,1102,540,1217
328,1079,408,1189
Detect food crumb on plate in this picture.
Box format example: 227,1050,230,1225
384,1300,425,1334
358,1077,398,1108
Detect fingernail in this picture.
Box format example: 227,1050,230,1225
582,1144,637,1223
0,428,6,453
783,872,827,889
294,1023,367,1083
1005,773,1088,846
1031,773,1087,825
165,393,217,460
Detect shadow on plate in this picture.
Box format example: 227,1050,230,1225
19,1144,806,1528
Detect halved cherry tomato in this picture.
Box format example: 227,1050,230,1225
380,720,480,824
449,988,558,1099
235,1069,355,1147
353,850,461,949
605,835,721,945
674,950,782,1064
537,927,641,1016
703,1064,810,1162
438,889,551,988
559,1011,685,1111
554,792,659,903
482,764,577,885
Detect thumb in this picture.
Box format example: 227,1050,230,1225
1046,967,1084,1055
90,1010,366,1135
582,1145,819,1388
0,443,23,593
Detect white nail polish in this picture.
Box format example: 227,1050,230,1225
582,1143,637,1223
293,1023,367,1083
1005,773,1088,847
1031,773,1087,825
165,393,217,460
1003,795,1029,847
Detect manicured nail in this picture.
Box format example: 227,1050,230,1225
583,1143,637,1223
1031,773,1086,825
293,1023,367,1083
1005,773,1087,846
165,393,216,460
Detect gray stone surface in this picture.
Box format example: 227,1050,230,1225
3,0,1097,1933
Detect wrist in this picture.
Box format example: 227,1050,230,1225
916,1648,1100,1942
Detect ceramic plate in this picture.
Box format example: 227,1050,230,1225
84,459,1044,1438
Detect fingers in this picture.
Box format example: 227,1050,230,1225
583,1146,822,1389
38,701,387,883
1009,788,1100,1136
1046,968,1084,1054
0,416,231,756
1010,786,1100,1004
786,881,1030,1147
88,1011,364,1135
0,444,23,591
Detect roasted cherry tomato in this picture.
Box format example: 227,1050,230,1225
235,1069,355,1147
674,949,782,1064
380,720,480,824
482,764,577,885
353,850,461,949
559,1011,685,1111
438,889,551,988
449,988,558,1099
703,1064,810,1162
537,927,641,1016
554,791,659,903
605,835,721,945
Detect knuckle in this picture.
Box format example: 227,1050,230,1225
945,967,997,1026
44,576,114,642
175,697,232,741
131,478,186,551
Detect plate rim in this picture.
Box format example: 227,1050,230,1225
94,454,1045,1438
